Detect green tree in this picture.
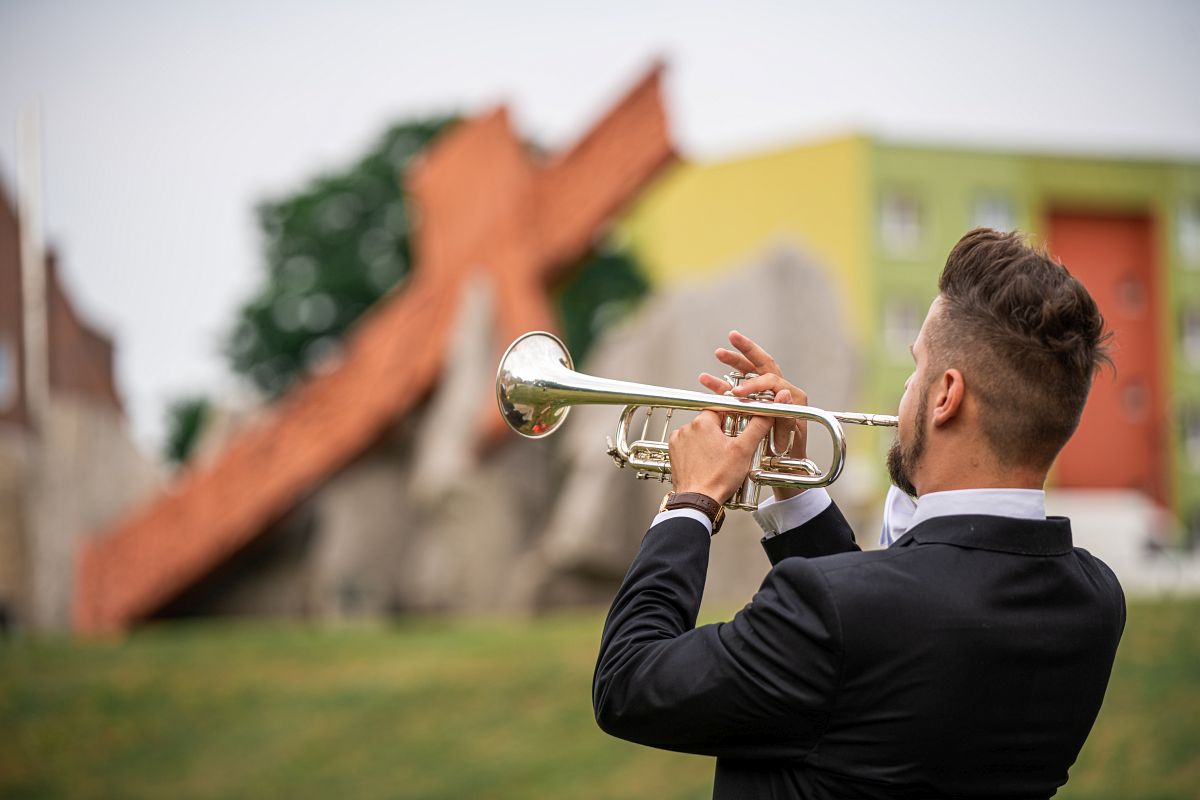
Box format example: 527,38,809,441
224,116,458,397
554,243,648,365
164,396,211,466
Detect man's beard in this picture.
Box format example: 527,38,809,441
886,383,929,499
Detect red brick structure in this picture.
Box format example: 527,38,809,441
0,187,122,427
74,66,675,633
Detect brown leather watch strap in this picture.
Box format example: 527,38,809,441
662,491,726,534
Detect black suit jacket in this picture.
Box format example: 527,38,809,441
593,502,1125,799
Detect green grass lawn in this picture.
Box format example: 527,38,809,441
1,598,1196,799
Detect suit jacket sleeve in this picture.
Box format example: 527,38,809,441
593,516,844,759
761,499,861,566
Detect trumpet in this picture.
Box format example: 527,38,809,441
495,331,898,511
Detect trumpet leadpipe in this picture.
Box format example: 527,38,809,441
828,412,899,427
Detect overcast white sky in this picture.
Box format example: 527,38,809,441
1,0,1198,451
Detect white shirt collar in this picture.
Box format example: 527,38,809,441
880,486,1045,547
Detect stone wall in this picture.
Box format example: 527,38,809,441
25,397,160,629
0,429,31,625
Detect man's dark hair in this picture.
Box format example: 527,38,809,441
931,227,1113,469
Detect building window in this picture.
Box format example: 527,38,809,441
883,299,923,360
880,193,922,255
1181,200,1200,267
972,193,1015,232
0,337,14,411
1182,306,1200,367
1184,407,1200,470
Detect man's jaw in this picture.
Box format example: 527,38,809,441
886,437,919,499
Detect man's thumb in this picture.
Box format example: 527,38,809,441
739,413,774,448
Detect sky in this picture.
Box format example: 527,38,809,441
1,0,1198,451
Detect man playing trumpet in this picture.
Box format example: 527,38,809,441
593,228,1125,799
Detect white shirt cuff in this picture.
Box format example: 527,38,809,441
752,489,832,538
651,508,713,535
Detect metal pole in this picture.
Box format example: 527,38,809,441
18,101,49,435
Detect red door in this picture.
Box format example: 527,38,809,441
1046,212,1165,504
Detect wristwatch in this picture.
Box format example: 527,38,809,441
660,491,726,534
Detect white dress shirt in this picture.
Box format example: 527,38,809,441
879,485,917,546
653,486,1045,542
898,487,1046,533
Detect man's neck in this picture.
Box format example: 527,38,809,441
916,459,1045,496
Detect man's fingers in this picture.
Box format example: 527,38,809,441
729,330,781,374
729,373,785,397
699,373,732,395
715,347,757,375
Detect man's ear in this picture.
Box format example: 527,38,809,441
931,369,965,428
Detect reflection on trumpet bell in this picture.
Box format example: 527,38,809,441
495,331,898,511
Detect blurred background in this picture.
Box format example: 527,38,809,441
1,1,1198,797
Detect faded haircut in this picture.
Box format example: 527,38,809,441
930,228,1113,470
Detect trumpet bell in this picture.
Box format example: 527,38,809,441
496,331,575,438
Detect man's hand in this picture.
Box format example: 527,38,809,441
698,331,811,501
668,410,774,504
